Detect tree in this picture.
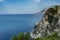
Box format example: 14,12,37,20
17,32,24,40
10,35,18,40
24,32,30,40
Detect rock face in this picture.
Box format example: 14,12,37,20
30,5,60,38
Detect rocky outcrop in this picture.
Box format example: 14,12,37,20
30,5,60,38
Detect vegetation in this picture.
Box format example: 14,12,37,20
10,5,60,40
10,32,60,40
45,6,58,24
10,32,30,40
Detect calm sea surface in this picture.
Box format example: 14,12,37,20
0,14,43,40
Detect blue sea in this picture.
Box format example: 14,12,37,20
0,14,43,40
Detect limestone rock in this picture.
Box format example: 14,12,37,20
30,5,60,38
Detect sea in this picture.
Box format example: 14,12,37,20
0,14,43,40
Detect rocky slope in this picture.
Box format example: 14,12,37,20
30,5,60,38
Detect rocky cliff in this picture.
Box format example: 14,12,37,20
30,5,60,38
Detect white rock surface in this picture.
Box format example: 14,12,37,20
30,5,60,38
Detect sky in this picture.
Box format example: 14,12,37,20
0,0,60,14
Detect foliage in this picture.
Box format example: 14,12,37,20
10,5,60,40
24,32,30,40
10,32,30,40
10,32,60,40
17,32,24,40
10,35,18,40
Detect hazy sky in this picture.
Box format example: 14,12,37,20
0,0,60,14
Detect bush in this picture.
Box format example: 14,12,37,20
10,32,60,40
10,35,18,40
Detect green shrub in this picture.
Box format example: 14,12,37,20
10,32,60,40
10,35,18,40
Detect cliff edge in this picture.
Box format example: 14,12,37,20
30,5,60,38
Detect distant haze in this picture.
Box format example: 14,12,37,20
0,0,60,14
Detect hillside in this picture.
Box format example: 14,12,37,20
30,5,60,38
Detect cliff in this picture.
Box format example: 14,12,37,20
30,5,60,38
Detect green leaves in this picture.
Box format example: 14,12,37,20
17,32,24,40
10,32,60,40
10,32,30,40
24,32,30,40
10,35,18,40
